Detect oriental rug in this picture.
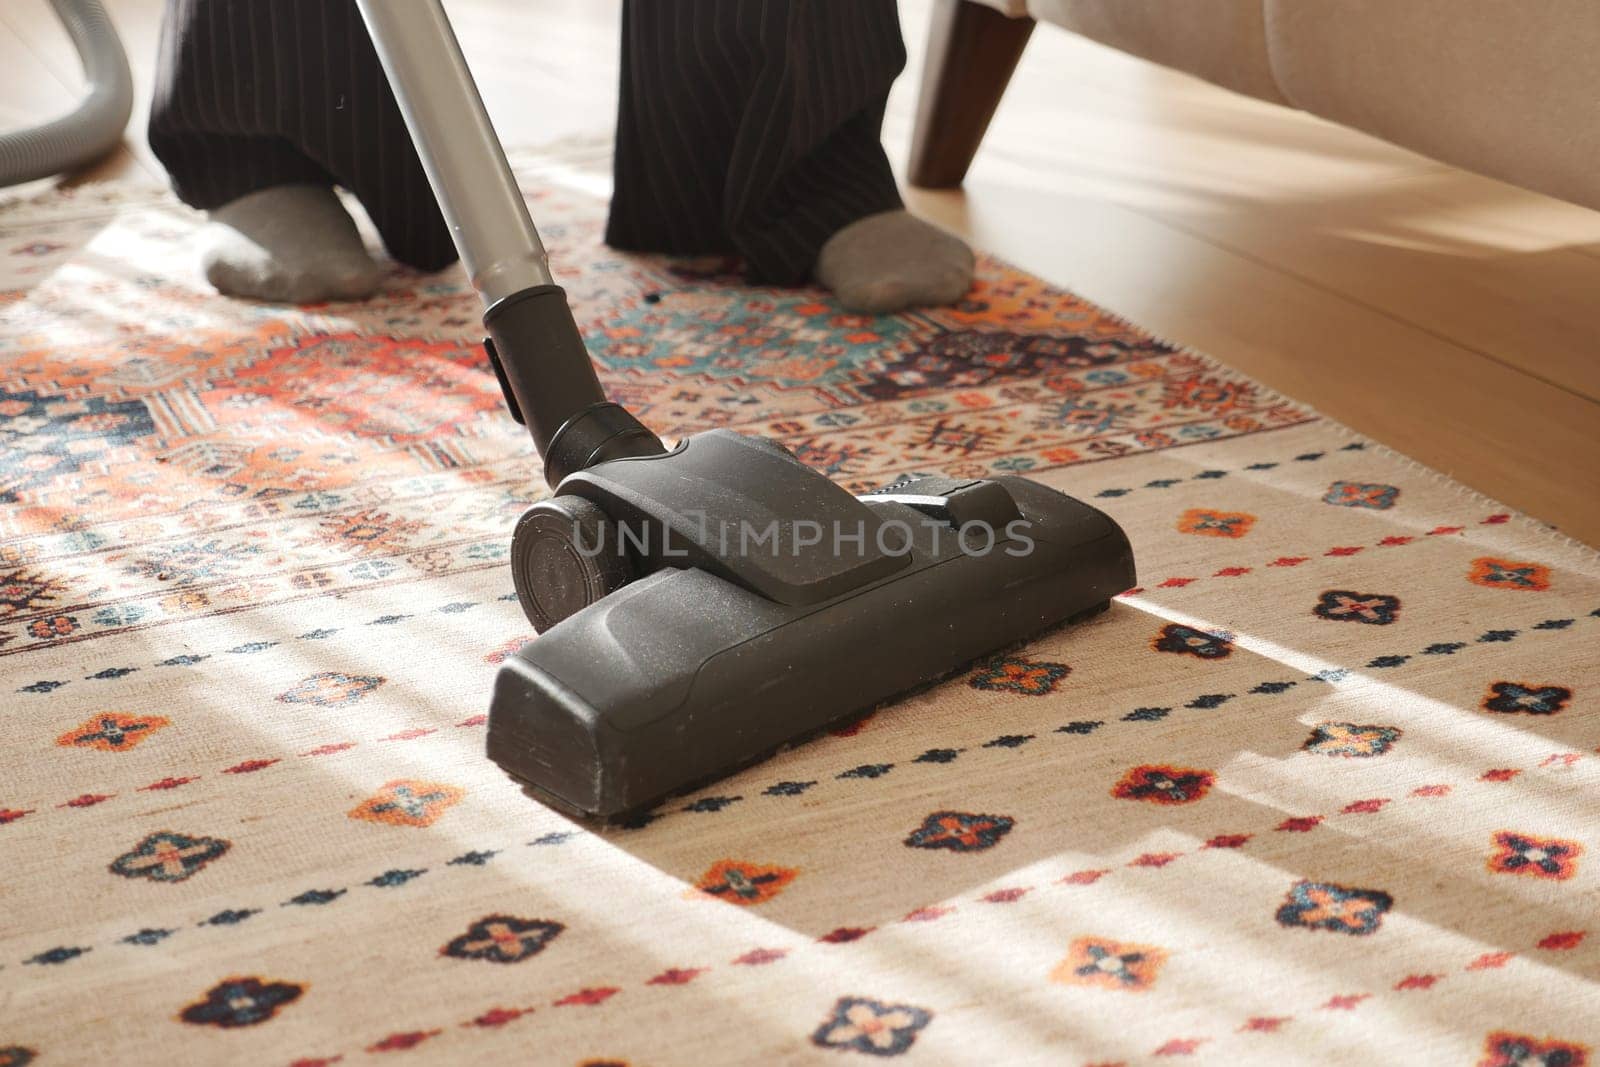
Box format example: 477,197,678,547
1,142,1596,1066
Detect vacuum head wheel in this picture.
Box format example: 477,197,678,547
510,495,634,632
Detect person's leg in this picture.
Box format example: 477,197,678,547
604,0,736,263
149,0,455,302
606,0,972,312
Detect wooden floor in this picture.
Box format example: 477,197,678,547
5,0,1598,545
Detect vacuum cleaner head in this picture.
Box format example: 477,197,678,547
352,1,1139,822
487,429,1134,819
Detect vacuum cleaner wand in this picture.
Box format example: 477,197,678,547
357,0,1136,819
356,0,664,481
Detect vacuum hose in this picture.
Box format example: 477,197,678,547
0,0,133,187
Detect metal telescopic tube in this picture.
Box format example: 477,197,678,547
354,0,663,485
354,0,553,306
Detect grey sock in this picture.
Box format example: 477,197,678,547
814,209,975,314
199,184,382,304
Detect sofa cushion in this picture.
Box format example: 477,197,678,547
1025,0,1288,104
1265,0,1600,210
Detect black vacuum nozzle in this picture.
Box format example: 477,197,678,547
348,0,1137,822
488,431,1134,819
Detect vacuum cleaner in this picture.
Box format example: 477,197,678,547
356,1,1136,819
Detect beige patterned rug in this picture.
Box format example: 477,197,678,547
2,142,1597,1066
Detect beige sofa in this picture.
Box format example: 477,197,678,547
908,0,1600,213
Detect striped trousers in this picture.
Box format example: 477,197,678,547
148,0,907,284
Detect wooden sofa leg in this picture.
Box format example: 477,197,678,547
908,0,1035,189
